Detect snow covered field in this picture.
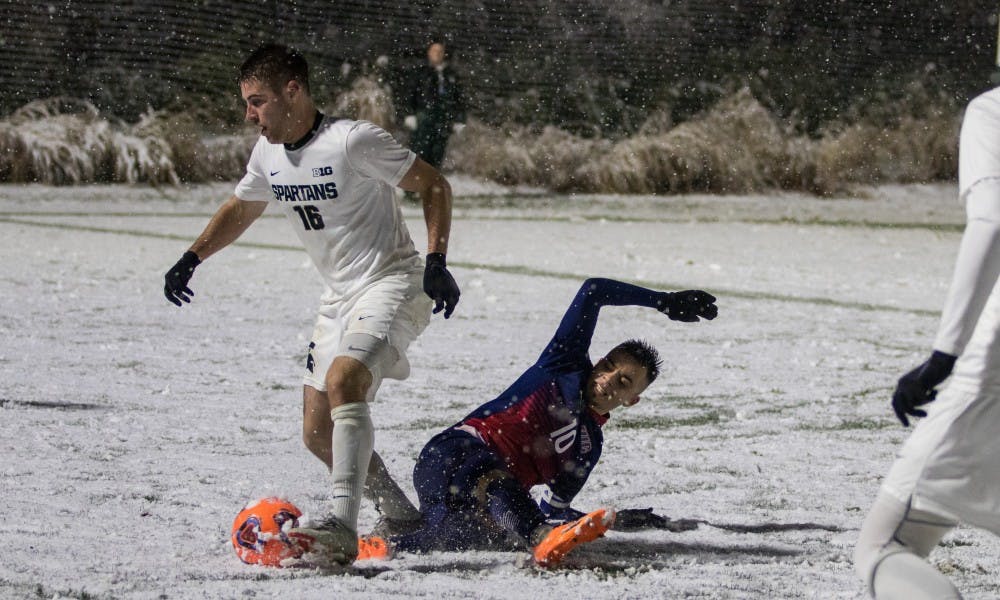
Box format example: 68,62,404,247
1,179,996,599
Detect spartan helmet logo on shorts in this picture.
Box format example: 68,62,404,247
306,341,316,373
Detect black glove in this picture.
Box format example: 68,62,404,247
659,290,718,322
423,252,460,319
164,250,201,307
612,508,700,532
892,351,957,426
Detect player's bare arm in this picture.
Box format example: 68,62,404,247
190,195,268,260
163,195,267,306
398,157,452,255
398,157,460,318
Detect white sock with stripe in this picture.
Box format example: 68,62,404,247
329,401,374,532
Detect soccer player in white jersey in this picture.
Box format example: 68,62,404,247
163,44,461,565
854,88,1000,599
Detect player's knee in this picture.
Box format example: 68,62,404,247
853,520,879,589
854,517,889,588
853,539,872,586
855,537,897,594
854,492,956,596
861,541,924,598
854,493,905,591
474,469,514,505
325,360,372,406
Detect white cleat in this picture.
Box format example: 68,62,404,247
289,515,359,566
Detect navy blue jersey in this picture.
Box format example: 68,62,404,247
459,278,666,508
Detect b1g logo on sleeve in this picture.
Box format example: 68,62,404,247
312,166,333,177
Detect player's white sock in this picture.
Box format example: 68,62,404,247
872,552,961,600
329,401,374,532
856,492,961,600
365,451,421,521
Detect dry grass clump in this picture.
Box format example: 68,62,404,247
446,119,608,188
811,112,959,194
331,75,396,131
446,89,816,194
0,97,257,184
0,98,181,184
109,110,179,184
0,86,962,193
136,110,255,182
448,87,959,195
197,133,257,181
0,98,109,184
572,88,814,194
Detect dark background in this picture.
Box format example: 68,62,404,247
1,1,996,135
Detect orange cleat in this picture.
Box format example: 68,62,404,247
356,535,392,561
532,507,616,568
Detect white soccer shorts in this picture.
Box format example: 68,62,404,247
303,271,432,394
882,384,1000,535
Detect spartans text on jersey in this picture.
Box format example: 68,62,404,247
271,182,339,202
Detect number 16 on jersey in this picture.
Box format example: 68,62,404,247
293,205,325,230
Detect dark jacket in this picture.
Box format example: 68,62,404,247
407,64,465,124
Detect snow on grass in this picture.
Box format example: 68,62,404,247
0,182,995,599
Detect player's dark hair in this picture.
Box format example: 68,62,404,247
614,339,662,383
239,44,310,94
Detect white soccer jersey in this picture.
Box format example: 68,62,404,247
959,86,1000,198
934,88,1000,360
234,117,421,303
882,89,1000,535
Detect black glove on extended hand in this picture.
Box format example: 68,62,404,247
659,290,718,322
423,252,460,319
892,350,957,426
164,250,201,307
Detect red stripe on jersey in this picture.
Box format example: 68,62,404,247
463,382,575,487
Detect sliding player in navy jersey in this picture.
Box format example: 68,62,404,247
162,44,460,566
355,278,717,566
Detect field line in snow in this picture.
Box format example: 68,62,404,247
1,215,937,317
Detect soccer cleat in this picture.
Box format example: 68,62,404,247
288,515,359,566
356,535,392,561
532,507,616,568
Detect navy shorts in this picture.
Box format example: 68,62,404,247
392,427,516,552
413,427,507,510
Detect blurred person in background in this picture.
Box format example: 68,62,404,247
404,38,466,172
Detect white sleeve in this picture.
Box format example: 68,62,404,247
959,88,1000,197
344,121,416,186
233,139,273,202
933,179,1000,355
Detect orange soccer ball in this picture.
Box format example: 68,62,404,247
231,497,308,566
